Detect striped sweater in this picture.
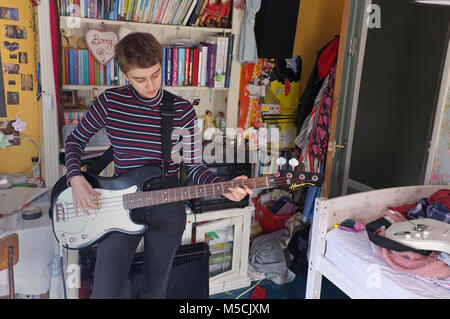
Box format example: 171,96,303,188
65,85,223,185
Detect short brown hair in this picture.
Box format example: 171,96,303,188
115,32,163,74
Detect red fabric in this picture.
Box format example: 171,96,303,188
317,37,339,79
50,0,61,125
250,285,266,299
388,188,450,216
428,189,450,209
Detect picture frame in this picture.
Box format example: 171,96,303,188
62,90,78,108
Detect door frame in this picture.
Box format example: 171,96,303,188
322,0,372,198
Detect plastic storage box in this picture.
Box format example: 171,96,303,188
252,197,291,233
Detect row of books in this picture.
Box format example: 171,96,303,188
58,0,223,27
62,33,234,88
62,49,125,86
162,33,235,88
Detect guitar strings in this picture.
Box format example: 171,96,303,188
56,176,320,220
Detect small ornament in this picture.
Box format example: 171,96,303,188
85,24,119,65
12,118,26,132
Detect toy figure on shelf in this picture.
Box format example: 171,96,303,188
202,110,215,131
214,111,226,133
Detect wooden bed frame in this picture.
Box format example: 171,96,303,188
305,185,447,299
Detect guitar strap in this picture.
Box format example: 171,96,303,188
365,217,431,256
87,90,176,180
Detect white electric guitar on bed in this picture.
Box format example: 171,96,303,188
385,218,450,254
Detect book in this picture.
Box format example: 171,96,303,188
71,49,79,84
186,0,205,26
165,46,172,85
94,59,99,84
224,32,234,88
183,0,198,25
83,50,89,85
178,47,185,86
64,49,70,84
172,46,178,86
184,47,190,86
161,46,166,85
199,44,208,86
88,50,95,85
99,63,104,85
208,42,217,88
191,47,199,86
78,50,83,85
69,49,75,84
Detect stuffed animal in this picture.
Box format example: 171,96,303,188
60,28,76,48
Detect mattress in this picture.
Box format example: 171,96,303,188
324,228,450,299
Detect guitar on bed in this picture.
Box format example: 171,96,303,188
385,218,450,254
50,159,324,249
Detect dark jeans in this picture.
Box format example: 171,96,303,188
90,200,186,299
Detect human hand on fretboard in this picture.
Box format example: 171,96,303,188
220,175,253,202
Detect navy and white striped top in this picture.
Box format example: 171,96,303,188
64,85,223,185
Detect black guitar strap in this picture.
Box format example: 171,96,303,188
365,217,431,256
87,90,176,179
160,92,176,180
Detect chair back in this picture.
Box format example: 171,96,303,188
0,233,19,298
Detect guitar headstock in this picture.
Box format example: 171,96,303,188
271,157,324,189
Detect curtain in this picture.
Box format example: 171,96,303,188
238,0,261,64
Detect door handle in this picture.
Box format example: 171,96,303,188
330,140,347,157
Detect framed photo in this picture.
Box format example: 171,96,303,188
18,52,27,63
0,6,19,21
4,25,27,39
62,90,78,108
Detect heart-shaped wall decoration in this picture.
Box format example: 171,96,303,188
85,28,119,65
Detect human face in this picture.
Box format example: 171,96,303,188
125,63,162,99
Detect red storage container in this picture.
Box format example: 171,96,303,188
252,197,291,233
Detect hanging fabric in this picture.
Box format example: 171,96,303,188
295,64,336,173
254,0,301,58
295,36,339,132
238,0,261,64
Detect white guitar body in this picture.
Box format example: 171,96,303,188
53,185,146,249
385,218,450,254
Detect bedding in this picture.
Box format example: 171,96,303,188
324,228,450,299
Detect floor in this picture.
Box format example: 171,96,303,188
211,274,349,299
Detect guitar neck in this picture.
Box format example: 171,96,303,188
122,177,270,210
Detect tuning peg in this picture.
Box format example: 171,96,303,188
288,158,299,170
276,157,286,169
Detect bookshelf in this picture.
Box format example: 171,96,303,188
37,1,243,186
58,0,243,145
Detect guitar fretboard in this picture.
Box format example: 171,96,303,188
122,177,269,210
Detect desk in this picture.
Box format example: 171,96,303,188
0,209,64,298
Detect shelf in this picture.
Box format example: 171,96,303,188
60,16,232,33
63,84,229,91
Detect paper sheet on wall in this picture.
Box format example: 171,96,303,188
0,187,48,214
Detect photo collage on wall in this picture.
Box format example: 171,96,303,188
0,5,32,117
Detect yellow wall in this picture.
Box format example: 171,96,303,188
0,1,40,175
293,0,346,96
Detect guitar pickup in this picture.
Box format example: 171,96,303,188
92,197,102,210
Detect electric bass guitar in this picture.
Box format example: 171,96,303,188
385,218,450,254
50,165,324,249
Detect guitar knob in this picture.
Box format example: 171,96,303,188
288,158,299,170
276,157,286,169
